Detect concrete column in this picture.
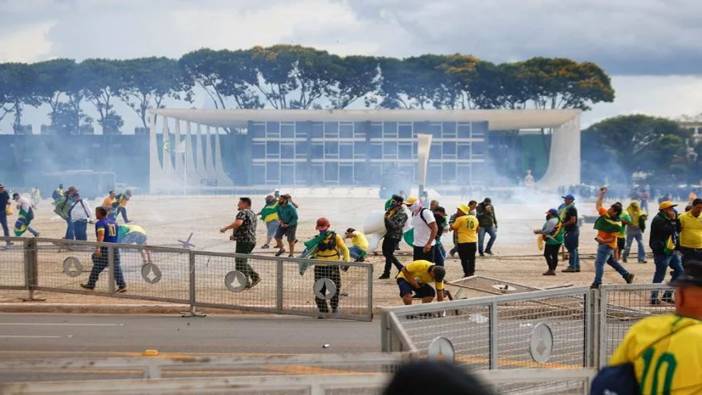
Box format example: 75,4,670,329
537,113,581,188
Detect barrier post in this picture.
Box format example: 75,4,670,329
275,259,284,313
366,263,373,321
107,245,115,293
182,250,205,317
488,301,498,369
22,238,44,302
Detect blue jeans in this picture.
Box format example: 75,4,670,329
0,211,9,240
478,226,497,254
73,220,88,241
593,244,630,287
349,246,366,261
434,242,446,266
564,229,580,270
64,217,75,240
265,220,279,239
624,229,646,262
651,253,683,301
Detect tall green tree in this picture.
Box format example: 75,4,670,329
121,57,193,128
582,115,691,185
327,55,379,109
0,62,39,133
31,59,77,125
79,59,126,134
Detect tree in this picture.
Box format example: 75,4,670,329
31,59,77,126
327,55,379,109
120,57,193,128
582,115,691,185
0,62,39,133
79,59,126,134
377,55,449,109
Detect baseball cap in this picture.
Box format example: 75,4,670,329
405,196,418,206
315,217,330,230
562,194,575,201
458,204,470,215
546,208,558,216
659,201,677,210
670,260,702,287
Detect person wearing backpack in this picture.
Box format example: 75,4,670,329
406,196,438,263
310,217,349,316
592,259,702,394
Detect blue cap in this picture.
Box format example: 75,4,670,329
546,208,558,216
562,194,575,201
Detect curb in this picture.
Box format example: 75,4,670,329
0,303,195,315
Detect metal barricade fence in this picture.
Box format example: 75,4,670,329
0,237,373,321
382,284,676,370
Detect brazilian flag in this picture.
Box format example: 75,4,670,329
593,215,623,234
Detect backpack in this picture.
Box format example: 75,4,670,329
54,197,72,220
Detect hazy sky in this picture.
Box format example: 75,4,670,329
2,0,702,131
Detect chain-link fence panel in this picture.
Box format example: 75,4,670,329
35,239,113,294
0,238,27,289
600,284,675,364
115,244,190,304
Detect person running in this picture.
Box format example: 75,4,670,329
407,196,438,262
309,217,349,316
0,184,11,247
476,198,497,256
396,260,446,305
258,195,279,249
111,190,132,223
54,186,77,240
534,208,564,276
560,194,580,273
118,223,152,265
649,201,684,304
220,197,260,289
81,207,126,293
591,187,635,289
274,194,298,258
601,260,702,394
678,198,702,267
379,194,408,279
12,193,39,237
68,193,92,241
344,228,368,262
451,204,479,277
623,201,647,264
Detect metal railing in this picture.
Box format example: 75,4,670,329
0,237,373,321
382,284,675,369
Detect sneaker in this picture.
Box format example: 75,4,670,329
288,254,294,258
378,273,390,280
485,251,493,256
115,287,127,293
625,273,635,284
261,244,270,249
249,278,261,289
638,260,647,264
542,270,556,276
590,283,601,289
479,253,485,257
561,267,580,273
275,248,285,257
80,283,94,290
622,257,628,263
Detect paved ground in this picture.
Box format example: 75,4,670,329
0,313,379,358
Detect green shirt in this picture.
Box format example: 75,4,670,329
276,204,298,226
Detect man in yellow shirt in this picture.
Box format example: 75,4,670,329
679,198,702,267
451,204,479,277
344,228,368,262
607,260,702,394
310,217,349,316
102,190,116,211
396,260,446,305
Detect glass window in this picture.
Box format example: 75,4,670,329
266,141,279,157
310,122,323,139
250,123,266,139
252,143,265,159
369,122,382,139
266,162,280,183
442,122,457,138
281,143,294,159
458,143,471,159
281,123,295,138
310,164,323,185
472,141,486,155
427,165,441,184
367,164,382,184
458,123,470,139
324,122,339,139
295,162,308,184
266,122,280,138
430,143,441,159
324,141,339,157
354,162,368,183
368,143,382,159
472,121,487,138
457,165,471,179
324,162,338,183
354,122,368,138
399,143,412,159
251,165,265,183
340,143,353,159
310,143,323,159
428,122,442,138
295,142,308,158
383,142,397,158
340,122,354,138
353,142,366,158
398,123,413,138
340,165,353,184
383,122,398,138
281,164,294,183
294,121,309,139
442,162,456,183
442,142,457,156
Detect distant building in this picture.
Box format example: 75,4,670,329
677,114,702,143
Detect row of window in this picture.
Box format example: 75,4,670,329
249,120,488,140
251,141,486,160
250,161,485,185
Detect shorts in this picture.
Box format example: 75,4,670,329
275,224,297,242
617,238,625,250
266,220,280,238
121,232,147,245
397,278,436,299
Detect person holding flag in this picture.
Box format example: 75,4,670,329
12,193,39,237
591,187,635,288
257,195,279,249
534,208,564,276
303,218,349,316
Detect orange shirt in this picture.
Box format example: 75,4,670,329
596,207,618,249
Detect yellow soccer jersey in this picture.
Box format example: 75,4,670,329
609,314,702,394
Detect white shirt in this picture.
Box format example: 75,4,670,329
16,196,32,212
69,199,92,222
412,208,436,247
